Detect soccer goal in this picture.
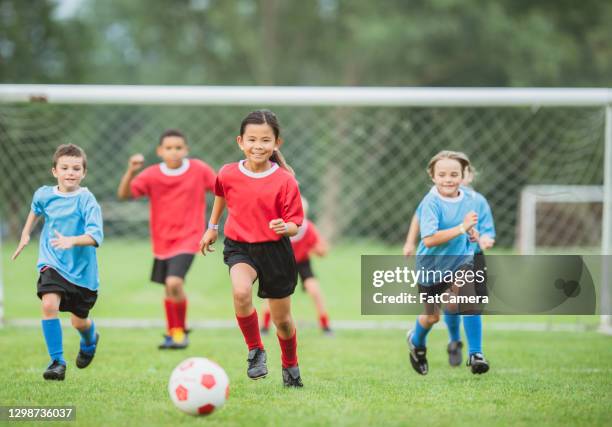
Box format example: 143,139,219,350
0,85,611,331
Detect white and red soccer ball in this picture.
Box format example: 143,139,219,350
168,357,229,416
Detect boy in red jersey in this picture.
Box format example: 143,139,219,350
117,129,216,349
200,110,305,387
261,197,333,335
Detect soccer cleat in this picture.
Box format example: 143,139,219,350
158,334,174,349
467,353,490,374
447,340,463,367
322,326,335,337
158,329,189,350
260,326,270,336
282,365,304,388
43,360,66,381
246,348,268,380
406,330,428,375
76,332,100,369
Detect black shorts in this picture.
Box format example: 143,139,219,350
297,259,315,291
417,262,484,315
151,254,195,284
223,237,297,299
37,268,98,319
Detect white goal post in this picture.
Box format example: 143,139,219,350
0,85,610,331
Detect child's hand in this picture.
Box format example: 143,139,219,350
199,229,218,255
269,218,288,235
11,234,30,260
403,241,417,257
479,235,495,250
128,154,145,172
50,230,75,249
463,211,478,232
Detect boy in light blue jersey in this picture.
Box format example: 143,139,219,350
405,150,490,376
12,144,103,381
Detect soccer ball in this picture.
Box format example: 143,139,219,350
168,357,230,416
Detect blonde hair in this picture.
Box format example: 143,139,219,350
427,150,471,178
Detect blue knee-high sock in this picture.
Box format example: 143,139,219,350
411,319,431,348
463,314,482,355
41,319,64,364
78,320,97,354
444,312,461,342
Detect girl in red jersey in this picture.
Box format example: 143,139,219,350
261,197,333,336
200,110,304,387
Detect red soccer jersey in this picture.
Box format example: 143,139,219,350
130,158,216,259
290,220,321,263
215,160,303,243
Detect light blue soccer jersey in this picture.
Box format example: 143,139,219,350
415,186,477,285
31,186,103,291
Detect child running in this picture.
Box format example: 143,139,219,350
406,150,490,375
403,153,494,369
260,197,333,336
200,110,305,387
117,129,216,349
12,144,103,381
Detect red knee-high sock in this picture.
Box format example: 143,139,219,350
175,299,187,331
164,298,178,334
236,310,264,350
277,331,298,368
319,313,329,329
263,310,271,329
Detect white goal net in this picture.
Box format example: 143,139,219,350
0,86,610,329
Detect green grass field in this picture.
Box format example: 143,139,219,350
1,240,610,426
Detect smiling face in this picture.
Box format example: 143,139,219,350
52,156,86,192
157,136,188,169
431,158,464,198
237,123,280,169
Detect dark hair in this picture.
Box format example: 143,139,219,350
53,144,87,170
159,129,187,146
239,109,293,173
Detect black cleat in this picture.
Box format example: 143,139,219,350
322,326,334,337
260,326,270,336
407,330,428,375
247,348,268,379
76,332,100,369
282,365,303,388
447,340,463,367
467,353,490,374
43,360,66,381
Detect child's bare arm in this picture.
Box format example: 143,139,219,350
117,154,145,200
12,211,40,260
200,196,226,255
403,213,420,256
50,231,97,250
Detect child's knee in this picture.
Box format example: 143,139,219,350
165,276,184,290
41,295,60,314
233,286,252,307
424,313,440,325
272,316,293,334
70,315,88,329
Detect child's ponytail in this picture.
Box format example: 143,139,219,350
270,149,295,175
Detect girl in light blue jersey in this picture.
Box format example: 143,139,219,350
12,144,103,381
405,150,490,376
404,154,495,370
